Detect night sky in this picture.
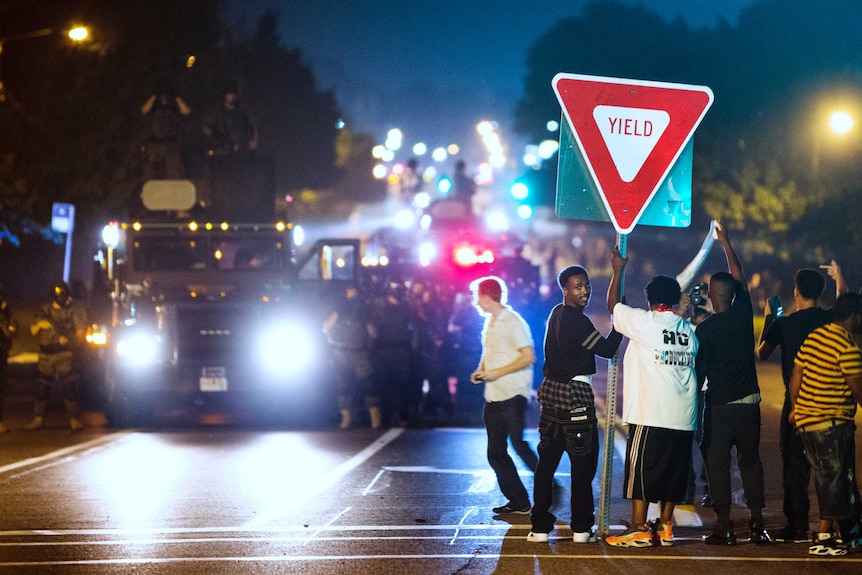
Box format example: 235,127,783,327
228,0,756,150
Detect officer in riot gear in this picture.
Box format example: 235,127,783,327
27,281,88,431
0,284,19,433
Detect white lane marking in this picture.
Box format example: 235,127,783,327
449,506,478,545
303,507,351,546
0,431,135,476
362,469,386,495
242,427,403,528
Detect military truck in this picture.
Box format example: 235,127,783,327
88,168,360,427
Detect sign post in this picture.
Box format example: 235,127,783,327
551,74,713,536
51,203,75,284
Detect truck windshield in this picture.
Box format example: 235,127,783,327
132,234,284,272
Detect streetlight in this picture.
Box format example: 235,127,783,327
829,110,853,136
0,24,90,99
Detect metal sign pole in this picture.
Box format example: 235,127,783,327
597,232,626,536
62,231,73,284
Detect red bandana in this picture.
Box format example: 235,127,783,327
654,304,677,313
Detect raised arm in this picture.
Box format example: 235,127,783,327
821,260,848,297
714,220,746,286
607,246,627,313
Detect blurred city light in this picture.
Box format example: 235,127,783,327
522,146,541,168
372,164,387,179
412,142,427,156
477,120,495,136
418,241,437,267
830,110,853,135
293,225,305,246
432,147,448,162
436,175,453,194
393,208,415,229
510,182,529,201
385,128,403,151
101,222,120,248
446,143,460,155
485,210,510,232
413,191,431,209
538,140,560,159
476,162,494,185
516,204,534,220
546,120,560,132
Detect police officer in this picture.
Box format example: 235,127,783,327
0,284,19,433
26,281,88,431
323,287,381,430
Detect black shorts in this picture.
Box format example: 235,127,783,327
623,424,693,503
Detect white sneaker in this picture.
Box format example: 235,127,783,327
527,531,549,543
573,531,597,543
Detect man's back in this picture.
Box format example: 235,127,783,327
695,286,758,406
764,307,831,386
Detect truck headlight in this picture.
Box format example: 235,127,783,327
257,320,318,377
115,331,161,364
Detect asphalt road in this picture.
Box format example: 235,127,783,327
0,361,861,574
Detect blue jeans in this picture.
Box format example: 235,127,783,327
483,395,537,509
799,422,861,524
531,407,599,533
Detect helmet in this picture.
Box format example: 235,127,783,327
51,281,71,306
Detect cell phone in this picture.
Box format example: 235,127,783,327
768,295,783,317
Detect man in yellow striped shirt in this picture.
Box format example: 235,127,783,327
790,292,862,557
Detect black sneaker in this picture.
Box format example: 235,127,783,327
809,532,847,556
748,520,771,544
703,523,737,546
492,503,531,515
775,525,809,543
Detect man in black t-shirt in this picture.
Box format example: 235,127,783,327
695,222,770,546
757,262,847,542
527,265,622,544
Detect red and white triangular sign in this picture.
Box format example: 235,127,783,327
552,73,713,233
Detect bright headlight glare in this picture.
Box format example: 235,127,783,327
115,332,161,364
258,321,318,377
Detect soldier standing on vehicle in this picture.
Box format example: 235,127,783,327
0,284,19,433
26,281,88,431
140,77,192,181
204,81,258,156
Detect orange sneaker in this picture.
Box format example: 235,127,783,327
605,523,656,548
651,519,673,547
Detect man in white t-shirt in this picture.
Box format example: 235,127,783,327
470,276,538,515
604,247,699,548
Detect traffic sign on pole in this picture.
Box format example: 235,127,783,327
552,73,713,233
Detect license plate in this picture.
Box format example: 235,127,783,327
200,367,228,392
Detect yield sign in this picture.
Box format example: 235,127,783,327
552,73,714,233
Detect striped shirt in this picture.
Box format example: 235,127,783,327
793,322,862,428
